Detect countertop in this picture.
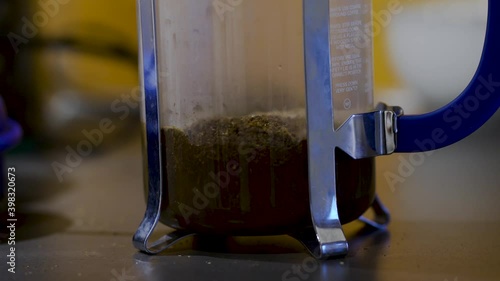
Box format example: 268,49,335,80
1,112,499,281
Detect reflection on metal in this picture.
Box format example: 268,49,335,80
132,0,195,254
304,0,399,259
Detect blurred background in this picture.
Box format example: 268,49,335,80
0,0,138,148
374,0,490,113
0,0,141,237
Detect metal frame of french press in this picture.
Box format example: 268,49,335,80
300,0,399,258
133,0,500,259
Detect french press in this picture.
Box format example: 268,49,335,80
133,0,500,259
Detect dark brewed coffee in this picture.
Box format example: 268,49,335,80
160,112,374,235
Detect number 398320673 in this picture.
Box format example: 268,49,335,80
7,167,16,215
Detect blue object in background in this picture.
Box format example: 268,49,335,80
0,96,22,199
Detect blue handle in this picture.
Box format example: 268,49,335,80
395,0,500,153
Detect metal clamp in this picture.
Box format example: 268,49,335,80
337,103,403,159
304,102,402,259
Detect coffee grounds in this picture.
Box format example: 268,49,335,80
160,112,374,235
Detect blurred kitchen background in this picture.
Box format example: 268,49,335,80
0,0,498,244
0,0,138,148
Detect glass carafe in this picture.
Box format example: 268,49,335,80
142,0,374,235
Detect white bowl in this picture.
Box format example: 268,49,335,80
386,0,488,111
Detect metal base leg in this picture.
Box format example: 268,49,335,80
292,194,390,259
135,195,390,257
358,194,391,230
291,222,349,260
133,228,195,255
